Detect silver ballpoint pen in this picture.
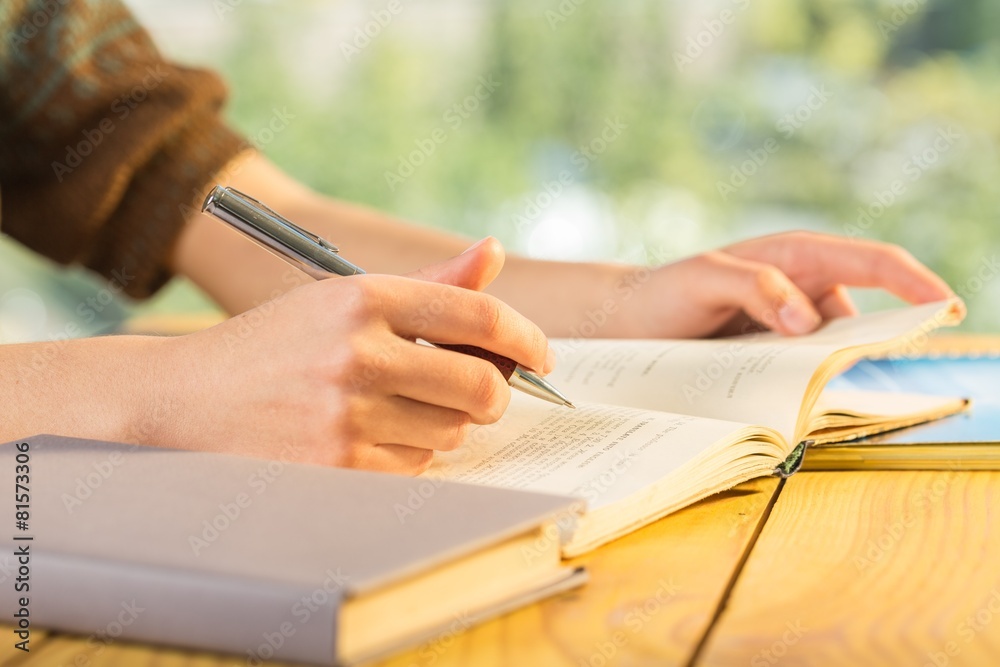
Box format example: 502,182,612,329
202,186,575,408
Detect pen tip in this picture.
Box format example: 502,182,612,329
564,401,577,409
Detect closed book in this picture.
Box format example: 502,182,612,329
1,435,584,665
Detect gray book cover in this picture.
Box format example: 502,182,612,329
0,435,583,664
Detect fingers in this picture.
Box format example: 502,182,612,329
815,284,858,319
375,340,512,424
404,236,506,292
693,252,823,335
329,396,478,476
372,275,551,376
729,232,954,304
364,395,472,451
813,237,952,302
398,237,547,373
346,443,435,475
302,268,541,475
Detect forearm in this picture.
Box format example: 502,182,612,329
171,154,470,313
0,336,163,444
171,153,638,335
487,255,643,337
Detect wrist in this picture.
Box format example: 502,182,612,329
0,335,162,445
97,335,173,446
497,256,643,338
585,262,658,338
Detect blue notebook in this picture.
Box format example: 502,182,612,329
830,356,1000,444
804,355,1000,469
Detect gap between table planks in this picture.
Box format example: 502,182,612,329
696,471,1000,667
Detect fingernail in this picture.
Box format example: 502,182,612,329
543,347,557,375
778,302,822,335
461,237,492,255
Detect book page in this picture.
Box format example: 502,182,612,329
812,389,968,420
425,392,763,511
803,389,969,446
545,300,959,442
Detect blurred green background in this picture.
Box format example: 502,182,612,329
2,0,998,342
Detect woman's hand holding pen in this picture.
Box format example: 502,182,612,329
150,238,552,474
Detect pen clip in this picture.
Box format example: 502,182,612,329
224,187,341,254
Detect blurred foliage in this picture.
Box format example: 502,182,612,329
1,0,998,336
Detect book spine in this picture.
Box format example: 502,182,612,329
9,549,338,665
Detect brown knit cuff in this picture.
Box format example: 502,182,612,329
0,0,255,299
0,54,250,300
84,111,249,299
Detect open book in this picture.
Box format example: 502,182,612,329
424,299,967,556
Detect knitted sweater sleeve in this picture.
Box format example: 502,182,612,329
0,0,248,298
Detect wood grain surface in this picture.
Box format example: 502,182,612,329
697,471,1000,667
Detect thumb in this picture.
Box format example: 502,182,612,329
405,237,505,291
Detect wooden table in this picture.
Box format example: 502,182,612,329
6,337,999,667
